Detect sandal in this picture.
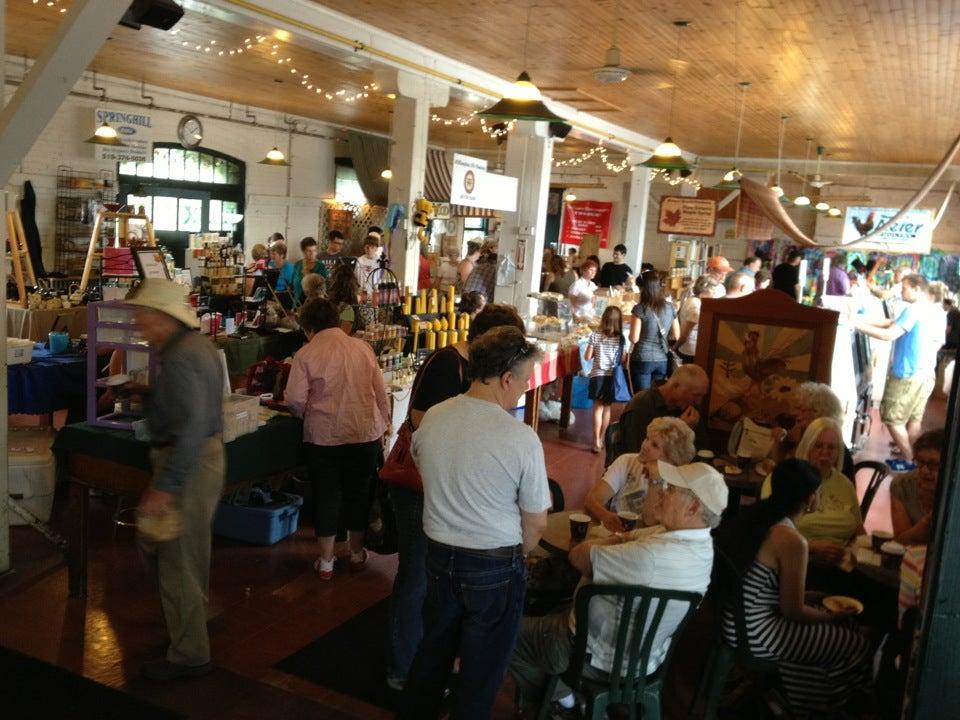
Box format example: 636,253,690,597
313,556,335,580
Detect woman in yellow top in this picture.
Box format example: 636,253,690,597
761,417,864,565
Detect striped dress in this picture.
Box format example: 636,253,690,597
588,331,623,378
722,544,871,712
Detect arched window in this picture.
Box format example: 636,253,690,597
117,144,245,264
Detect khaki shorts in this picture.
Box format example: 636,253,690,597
881,375,935,425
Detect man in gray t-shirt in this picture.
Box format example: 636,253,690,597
398,327,551,720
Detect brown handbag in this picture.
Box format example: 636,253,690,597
379,349,462,492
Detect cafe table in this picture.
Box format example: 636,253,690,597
523,344,582,432
52,413,304,598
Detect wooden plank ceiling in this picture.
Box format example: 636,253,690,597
313,0,960,166
6,1,606,169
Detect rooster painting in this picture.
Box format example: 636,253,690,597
852,211,875,236
707,321,813,429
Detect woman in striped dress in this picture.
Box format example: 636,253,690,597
584,305,626,454
714,458,872,714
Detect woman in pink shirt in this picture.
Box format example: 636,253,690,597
285,298,390,580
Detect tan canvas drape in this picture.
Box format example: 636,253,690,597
347,131,389,207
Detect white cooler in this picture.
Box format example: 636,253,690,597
8,428,56,526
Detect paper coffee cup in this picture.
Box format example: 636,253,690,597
617,510,639,531
872,530,893,553
569,512,591,541
880,541,906,570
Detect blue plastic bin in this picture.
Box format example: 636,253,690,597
213,492,303,545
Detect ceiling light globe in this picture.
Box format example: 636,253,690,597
265,148,286,162
815,201,830,211
653,137,682,158
793,195,811,207
564,193,577,202
770,185,784,197
94,123,118,139
380,169,393,180
507,72,543,101
722,167,742,182
828,207,842,217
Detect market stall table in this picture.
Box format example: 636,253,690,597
53,413,304,598
7,305,88,341
215,330,303,377
8,346,86,418
524,345,582,431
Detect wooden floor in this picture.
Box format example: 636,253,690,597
0,395,946,719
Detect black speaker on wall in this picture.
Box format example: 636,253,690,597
119,0,184,31
549,122,573,140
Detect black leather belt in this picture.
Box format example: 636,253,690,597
429,539,522,558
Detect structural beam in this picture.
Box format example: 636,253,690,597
0,0,7,576
622,154,651,271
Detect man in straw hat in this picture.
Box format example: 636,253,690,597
126,279,225,681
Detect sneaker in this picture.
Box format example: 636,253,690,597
313,556,335,580
141,658,212,682
385,674,405,692
350,548,369,568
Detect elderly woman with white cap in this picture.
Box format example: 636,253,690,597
126,279,224,682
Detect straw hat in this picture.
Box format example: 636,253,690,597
125,279,199,328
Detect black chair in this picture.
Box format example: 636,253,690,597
604,421,623,467
695,549,787,719
536,584,701,720
853,460,890,517
548,478,565,512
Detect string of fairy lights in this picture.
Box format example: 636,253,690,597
430,111,515,139
32,0,67,12
554,143,631,174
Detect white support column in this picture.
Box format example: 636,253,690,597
0,0,130,186
495,121,554,308
381,71,448,292
622,154,651,271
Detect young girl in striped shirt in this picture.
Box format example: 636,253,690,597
585,305,626,453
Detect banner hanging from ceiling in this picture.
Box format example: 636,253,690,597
93,107,153,163
657,196,718,237
450,153,518,212
560,200,613,247
841,206,933,253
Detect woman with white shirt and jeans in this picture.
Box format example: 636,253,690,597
285,298,391,580
675,275,723,364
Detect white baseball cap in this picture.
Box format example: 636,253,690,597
657,461,729,516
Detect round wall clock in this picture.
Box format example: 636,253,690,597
177,114,203,149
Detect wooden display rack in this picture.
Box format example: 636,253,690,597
78,210,156,293
6,209,37,308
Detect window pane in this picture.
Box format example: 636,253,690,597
199,153,214,183
335,165,368,205
464,218,486,230
127,195,152,219
168,148,185,180
136,161,154,177
208,199,222,232
226,162,240,186
118,161,137,176
152,148,169,179
153,196,178,231
222,201,239,232
213,157,227,184
183,151,200,182
178,198,202,232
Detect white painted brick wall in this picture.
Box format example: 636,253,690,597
5,70,341,270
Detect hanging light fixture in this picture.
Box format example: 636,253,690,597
84,122,126,147
828,207,842,217
477,4,564,123
815,200,830,211
717,82,751,188
259,79,291,167
644,21,690,170
258,147,289,166
380,169,393,180
770,115,788,197
793,138,812,206
564,192,577,202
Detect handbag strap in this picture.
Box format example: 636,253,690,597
650,305,670,356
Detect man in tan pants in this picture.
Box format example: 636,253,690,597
127,279,225,681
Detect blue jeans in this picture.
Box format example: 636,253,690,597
386,485,428,681
397,540,527,720
631,359,668,391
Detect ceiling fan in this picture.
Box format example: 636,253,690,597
589,0,660,84
789,144,834,188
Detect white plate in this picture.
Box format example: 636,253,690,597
103,374,131,387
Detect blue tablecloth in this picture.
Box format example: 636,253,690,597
8,346,87,415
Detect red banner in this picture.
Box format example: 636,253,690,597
560,200,613,248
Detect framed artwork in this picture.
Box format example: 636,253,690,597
132,248,171,280
694,289,839,431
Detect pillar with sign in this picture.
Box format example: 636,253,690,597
378,70,449,292
496,121,553,307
